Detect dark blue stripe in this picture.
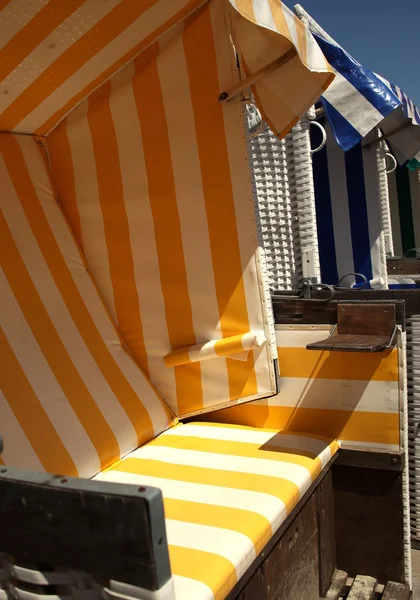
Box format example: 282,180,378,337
321,97,362,151
315,35,400,117
344,143,373,281
311,120,338,284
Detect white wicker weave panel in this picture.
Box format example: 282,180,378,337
407,315,420,546
246,104,298,291
377,144,394,256
286,117,321,284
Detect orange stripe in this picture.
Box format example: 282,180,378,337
151,434,322,476
132,44,203,414
208,404,400,446
234,0,256,22
1,0,161,132
0,209,119,471
294,15,307,65
0,0,13,11
87,80,149,375
214,333,246,357
47,119,83,250
183,5,257,400
0,135,158,454
0,0,86,83
0,328,77,475
277,347,399,382
268,0,290,38
37,0,208,135
169,545,236,600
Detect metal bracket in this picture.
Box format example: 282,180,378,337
385,325,398,349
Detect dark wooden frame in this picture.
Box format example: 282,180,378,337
230,458,337,600
272,288,416,586
0,467,171,590
272,288,420,324
388,258,420,276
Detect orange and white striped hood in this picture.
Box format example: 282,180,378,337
0,0,333,137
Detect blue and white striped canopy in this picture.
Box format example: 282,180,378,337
314,33,420,164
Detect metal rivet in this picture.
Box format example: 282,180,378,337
218,92,228,101
1,468,7,473
391,457,398,465
138,486,146,492
61,478,68,484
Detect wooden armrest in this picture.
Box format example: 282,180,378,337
307,333,390,353
0,467,171,589
306,303,396,353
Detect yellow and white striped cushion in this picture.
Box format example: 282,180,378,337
0,134,172,478
95,421,339,600
209,326,402,450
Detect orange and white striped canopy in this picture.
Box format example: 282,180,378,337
0,0,333,137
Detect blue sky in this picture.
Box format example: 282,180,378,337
282,0,420,107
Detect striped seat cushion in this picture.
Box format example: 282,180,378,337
95,421,339,600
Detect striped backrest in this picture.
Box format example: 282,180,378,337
311,120,387,286
0,134,172,478
207,326,401,450
388,165,420,256
46,1,277,418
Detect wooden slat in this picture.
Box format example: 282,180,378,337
388,259,420,275
273,289,420,324
307,333,390,353
227,457,337,600
317,471,336,596
338,304,395,338
335,448,405,472
319,570,348,600
263,493,319,600
347,575,378,600
381,581,410,600
307,303,396,353
333,466,405,584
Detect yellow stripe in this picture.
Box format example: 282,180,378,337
0,0,86,84
0,328,77,476
214,334,246,357
0,135,161,453
277,347,399,382
151,434,322,478
233,0,256,23
268,0,291,38
87,80,149,376
183,4,257,401
37,0,207,135
163,498,271,554
111,458,300,511
0,210,118,471
169,545,236,600
187,420,336,442
132,44,203,414
1,0,163,132
47,119,83,250
9,135,165,441
294,14,307,65
208,405,400,446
